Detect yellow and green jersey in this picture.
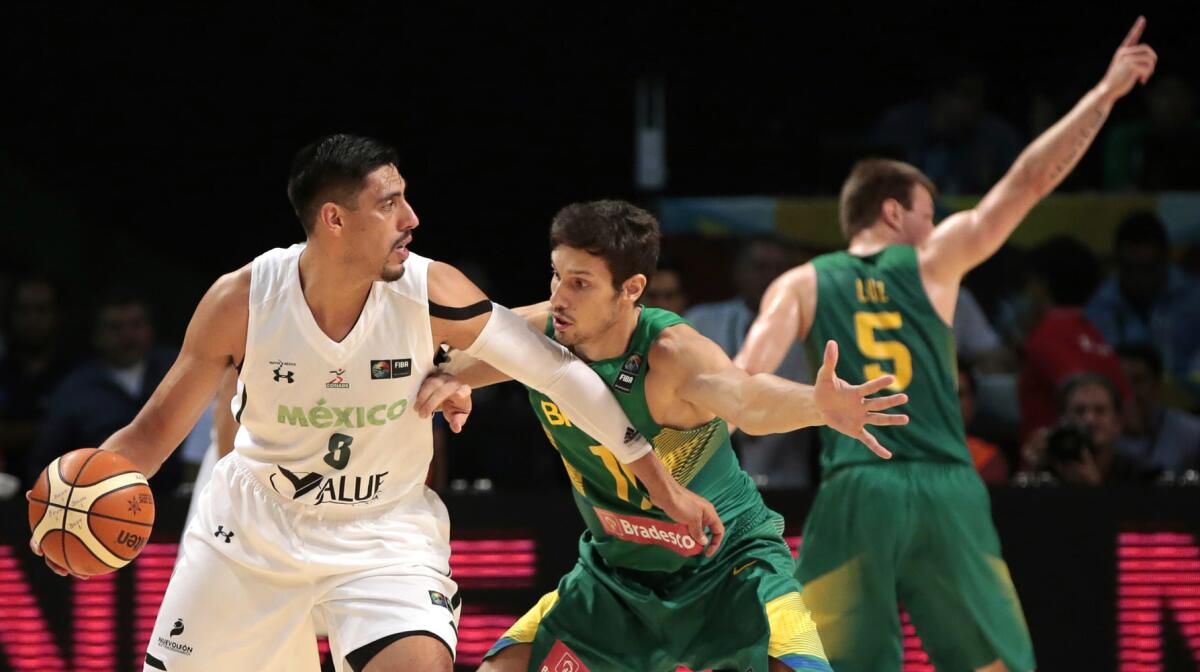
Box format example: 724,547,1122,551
528,307,764,573
808,246,969,474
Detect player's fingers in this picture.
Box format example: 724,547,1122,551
860,429,893,459
864,393,907,411
447,411,466,434
414,377,447,416
29,538,41,557
855,374,897,396
416,379,456,418
866,411,909,426
44,558,68,577
705,508,726,556
815,340,838,382
451,384,473,410
1121,15,1146,47
689,520,709,551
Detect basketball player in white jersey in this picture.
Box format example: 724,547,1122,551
29,134,724,672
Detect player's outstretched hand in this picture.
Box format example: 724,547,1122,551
415,372,473,433
25,491,86,580
651,485,725,557
813,340,909,459
1100,16,1156,101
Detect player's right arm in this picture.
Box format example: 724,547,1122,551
734,263,816,376
920,16,1157,287
98,269,249,477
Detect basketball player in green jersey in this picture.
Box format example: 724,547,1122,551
419,200,909,671
734,18,1157,672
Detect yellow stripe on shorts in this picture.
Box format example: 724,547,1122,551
501,590,560,645
766,591,829,662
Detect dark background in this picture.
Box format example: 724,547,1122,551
3,2,1198,341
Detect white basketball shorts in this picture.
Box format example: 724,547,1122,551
143,453,459,672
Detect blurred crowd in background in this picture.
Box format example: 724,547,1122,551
3,22,1200,499
3,206,1198,499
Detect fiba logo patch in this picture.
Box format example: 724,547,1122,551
370,358,412,379
540,640,589,672
613,353,643,394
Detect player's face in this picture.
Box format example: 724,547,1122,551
346,164,419,282
900,184,936,245
549,246,624,347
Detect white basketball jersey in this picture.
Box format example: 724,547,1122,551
232,244,439,515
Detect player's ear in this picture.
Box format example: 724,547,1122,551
316,201,345,236
881,198,904,230
623,273,648,303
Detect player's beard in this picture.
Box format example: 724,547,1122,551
380,260,405,282
558,301,621,349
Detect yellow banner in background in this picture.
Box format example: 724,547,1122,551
662,193,1196,256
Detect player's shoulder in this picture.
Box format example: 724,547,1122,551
209,264,252,310
648,323,718,370
426,260,489,307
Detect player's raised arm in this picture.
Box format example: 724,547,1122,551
735,263,815,375
921,16,1156,284
99,269,249,477
659,324,907,458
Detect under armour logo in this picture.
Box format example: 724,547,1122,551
170,619,185,637
273,365,295,383
214,525,235,543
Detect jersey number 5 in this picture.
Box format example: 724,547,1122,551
854,311,912,391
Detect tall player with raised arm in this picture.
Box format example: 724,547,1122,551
736,18,1157,672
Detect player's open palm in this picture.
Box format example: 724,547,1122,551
1101,16,1156,100
415,372,473,433
813,340,908,459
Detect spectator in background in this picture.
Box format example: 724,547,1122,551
0,276,75,480
1019,236,1129,439
1117,344,1200,475
1105,74,1200,190
26,288,189,492
1025,372,1157,485
642,258,689,315
954,286,1014,372
1086,211,1200,400
872,74,1024,195
686,237,815,488
958,360,1009,485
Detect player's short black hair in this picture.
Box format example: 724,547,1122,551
287,134,399,234
550,200,661,292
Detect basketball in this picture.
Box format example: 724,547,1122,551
28,448,155,577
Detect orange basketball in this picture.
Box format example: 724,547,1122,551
28,448,155,577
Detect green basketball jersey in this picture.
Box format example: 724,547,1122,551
527,307,764,574
809,246,968,473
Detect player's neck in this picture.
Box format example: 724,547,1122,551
573,306,641,363
297,245,374,341
847,225,903,256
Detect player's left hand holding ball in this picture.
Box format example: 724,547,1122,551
28,448,156,579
